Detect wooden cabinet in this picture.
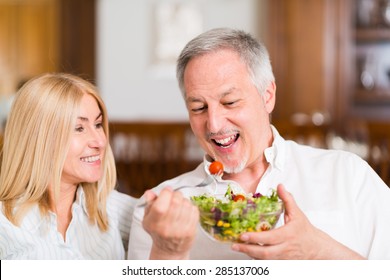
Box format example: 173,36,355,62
0,0,95,98
0,0,60,95
264,0,390,133
58,0,96,82
264,0,345,126
351,0,390,120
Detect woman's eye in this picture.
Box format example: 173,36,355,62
95,122,103,129
75,126,84,132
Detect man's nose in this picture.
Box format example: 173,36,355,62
206,106,225,134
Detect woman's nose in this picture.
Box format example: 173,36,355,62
88,130,106,149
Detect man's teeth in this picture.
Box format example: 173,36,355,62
80,155,100,163
215,135,235,145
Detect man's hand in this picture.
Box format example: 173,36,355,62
142,187,199,260
231,184,364,259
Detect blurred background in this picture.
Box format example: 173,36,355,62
1,0,390,197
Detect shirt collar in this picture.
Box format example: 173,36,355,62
74,185,89,216
264,125,286,171
20,204,44,232
20,185,88,232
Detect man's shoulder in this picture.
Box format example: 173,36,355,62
284,139,369,167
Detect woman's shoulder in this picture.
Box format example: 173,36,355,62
106,190,138,221
107,190,138,210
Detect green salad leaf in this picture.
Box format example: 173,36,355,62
191,186,283,242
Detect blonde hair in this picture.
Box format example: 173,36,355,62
0,73,116,231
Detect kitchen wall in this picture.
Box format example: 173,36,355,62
96,0,266,121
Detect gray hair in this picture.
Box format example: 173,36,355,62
176,27,275,98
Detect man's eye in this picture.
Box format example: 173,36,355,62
189,102,207,113
224,100,237,106
191,106,206,113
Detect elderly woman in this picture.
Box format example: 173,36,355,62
0,73,198,259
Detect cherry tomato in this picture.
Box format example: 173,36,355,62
209,161,224,175
259,221,271,231
233,194,246,202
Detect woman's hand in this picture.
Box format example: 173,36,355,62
231,184,365,259
142,187,199,260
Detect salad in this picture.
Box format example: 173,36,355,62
191,186,284,242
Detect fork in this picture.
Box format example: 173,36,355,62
137,175,214,208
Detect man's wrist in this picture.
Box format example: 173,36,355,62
149,245,190,260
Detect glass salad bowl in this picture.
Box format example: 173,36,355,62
191,188,284,243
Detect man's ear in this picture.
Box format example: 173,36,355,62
262,81,276,114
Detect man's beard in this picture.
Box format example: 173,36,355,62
223,154,247,174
